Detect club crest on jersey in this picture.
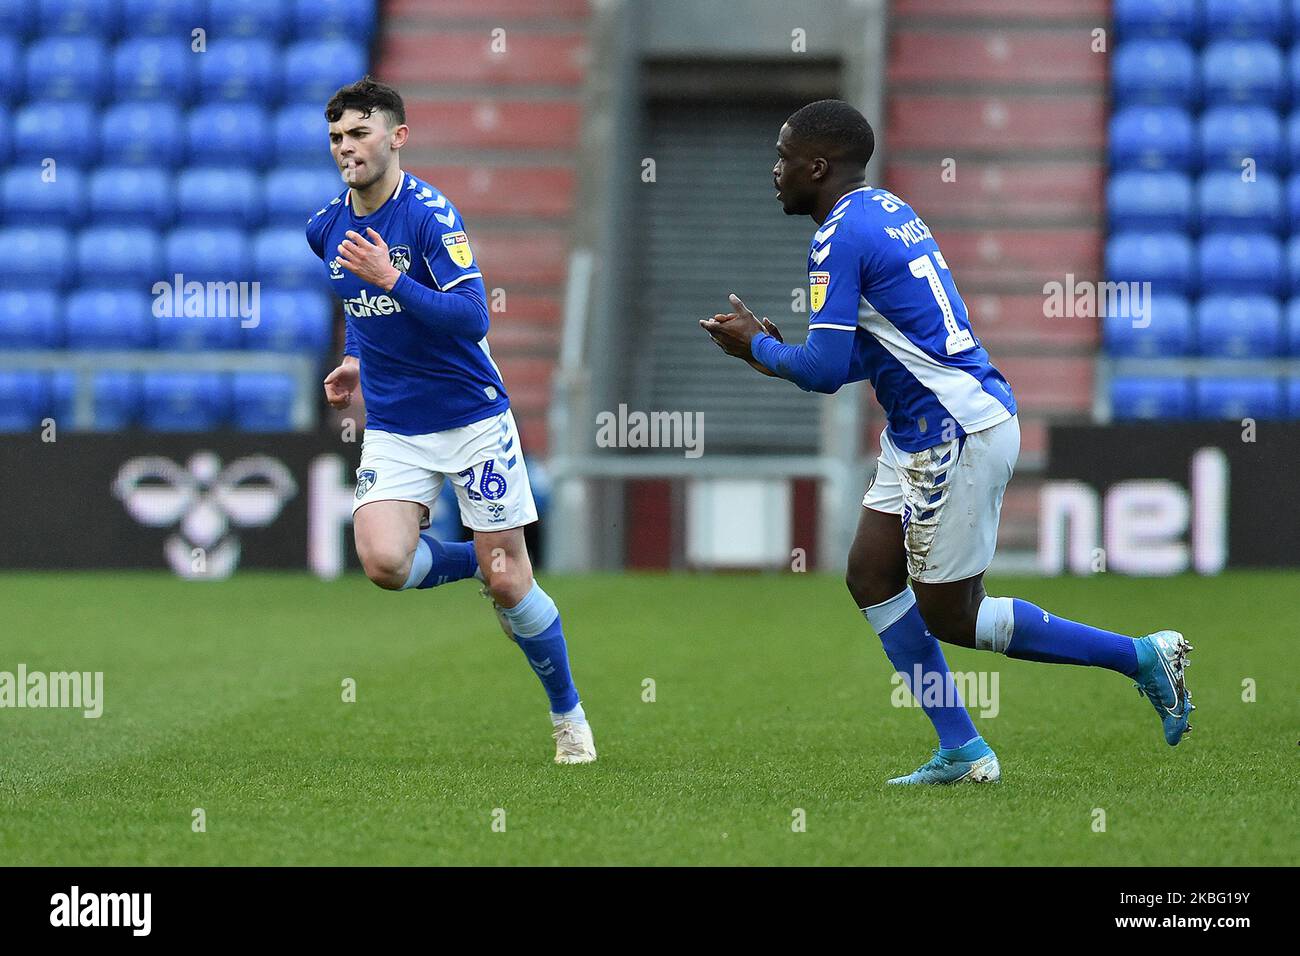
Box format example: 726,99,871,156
355,469,376,500
441,231,473,268
809,272,830,313
388,244,412,274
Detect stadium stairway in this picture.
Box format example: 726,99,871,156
885,0,1109,554
374,0,592,455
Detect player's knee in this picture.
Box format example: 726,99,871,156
486,566,531,608
845,561,905,610
915,601,978,645
359,546,410,591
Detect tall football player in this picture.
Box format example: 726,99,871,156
701,99,1192,784
307,77,595,764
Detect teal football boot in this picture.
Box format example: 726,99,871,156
1133,630,1195,745
887,738,1000,785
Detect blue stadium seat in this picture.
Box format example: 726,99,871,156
112,37,194,102
1199,106,1284,173
1103,294,1193,357
1195,295,1285,356
0,37,21,105
0,289,61,348
282,40,368,105
0,107,8,161
14,101,97,166
1113,41,1197,107
100,101,183,166
1288,296,1300,352
141,372,229,431
0,0,33,39
119,0,205,36
231,371,298,431
1110,106,1196,171
37,0,121,37
196,39,281,103
1204,0,1289,42
1287,173,1300,230
164,227,251,281
1,227,74,288
1202,41,1286,107
207,0,291,40
1195,377,1283,418
186,102,270,168
1287,235,1300,294
175,168,262,228
263,167,344,225
1108,171,1193,232
64,289,154,349
0,372,48,431
1197,170,1284,233
1199,232,1284,295
1111,376,1194,420
76,226,162,287
294,0,377,40
88,166,173,227
2,165,86,225
245,288,333,352
89,372,143,430
1115,0,1199,41
273,104,331,164
154,309,243,352
1287,376,1300,415
1106,232,1196,295
253,226,326,288
48,369,75,426
25,37,108,102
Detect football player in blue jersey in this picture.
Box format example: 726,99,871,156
308,77,595,764
702,99,1192,784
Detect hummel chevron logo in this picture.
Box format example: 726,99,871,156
529,656,556,676
814,222,838,244
423,194,447,209
811,244,832,266
433,210,456,227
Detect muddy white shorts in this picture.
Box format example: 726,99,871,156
352,409,538,532
862,414,1020,583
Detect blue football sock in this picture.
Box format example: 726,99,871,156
976,596,1139,677
401,535,479,590
864,588,980,750
499,581,580,714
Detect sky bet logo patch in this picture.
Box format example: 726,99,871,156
441,231,473,268
809,272,830,313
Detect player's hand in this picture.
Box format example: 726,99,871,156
336,228,399,291
323,359,360,409
699,293,776,375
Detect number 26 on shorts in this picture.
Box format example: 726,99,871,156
458,461,508,502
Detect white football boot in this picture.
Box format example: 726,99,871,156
552,719,597,764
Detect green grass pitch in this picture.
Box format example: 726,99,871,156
1,570,1295,866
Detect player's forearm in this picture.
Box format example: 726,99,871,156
751,329,852,393
389,272,490,339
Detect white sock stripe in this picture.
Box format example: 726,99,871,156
400,538,433,590
975,595,1015,653
500,580,559,638
861,587,917,634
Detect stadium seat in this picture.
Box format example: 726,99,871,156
14,101,97,165
76,226,162,287
88,166,173,227
112,37,194,102
293,0,377,40
1106,232,1196,295
186,102,270,168
0,0,33,39
1103,294,1193,357
2,165,86,225
206,0,290,41
0,371,48,431
1202,41,1286,107
1,227,74,288
1108,171,1193,232
0,107,8,161
154,309,244,352
140,372,229,431
1110,106,1196,171
1287,376,1300,416
1287,235,1300,294
1110,376,1194,420
164,227,252,281
1197,171,1285,233
175,168,262,228
231,371,299,431
1288,296,1300,352
0,289,61,349
119,0,205,36
47,369,76,426
0,37,21,105
1112,41,1197,107
24,37,108,102
1199,106,1284,173
1203,0,1289,42
1195,295,1285,357
1199,232,1284,295
252,226,327,287
1195,377,1284,418
263,167,344,225
196,39,281,103
89,371,144,430
245,288,333,352
37,0,121,37
64,289,154,349
273,104,332,165
282,40,368,105
100,101,183,166
1114,0,1199,42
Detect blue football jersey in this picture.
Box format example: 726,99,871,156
306,171,510,435
787,185,1016,452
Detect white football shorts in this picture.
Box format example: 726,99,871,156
352,409,538,532
862,414,1020,583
